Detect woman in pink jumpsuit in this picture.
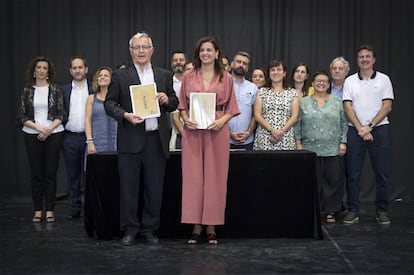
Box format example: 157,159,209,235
178,36,240,244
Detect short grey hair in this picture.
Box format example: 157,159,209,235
330,56,350,73
236,51,250,60
129,32,153,48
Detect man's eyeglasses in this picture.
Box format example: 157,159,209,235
130,45,152,51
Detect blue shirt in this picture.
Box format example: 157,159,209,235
330,82,344,98
228,78,258,145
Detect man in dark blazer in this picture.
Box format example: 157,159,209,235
61,56,94,220
104,32,178,246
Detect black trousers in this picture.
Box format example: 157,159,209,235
118,131,167,236
316,155,344,214
24,132,64,211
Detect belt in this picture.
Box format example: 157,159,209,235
145,130,159,135
216,105,225,111
65,131,85,136
188,105,225,111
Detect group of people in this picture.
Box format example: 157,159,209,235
224,46,393,228
18,56,118,224
17,31,394,246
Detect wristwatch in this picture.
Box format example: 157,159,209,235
368,123,375,129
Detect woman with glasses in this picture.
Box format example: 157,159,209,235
294,71,348,223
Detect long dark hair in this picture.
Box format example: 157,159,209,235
193,36,225,81
25,56,56,87
290,63,310,96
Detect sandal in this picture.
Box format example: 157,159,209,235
32,216,42,223
187,233,201,244
207,233,218,245
46,216,55,223
325,213,336,223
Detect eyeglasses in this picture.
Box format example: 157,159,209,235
314,79,329,84
130,45,152,51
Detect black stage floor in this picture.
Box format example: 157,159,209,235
1,197,413,274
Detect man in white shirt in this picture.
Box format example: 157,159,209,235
61,56,94,220
342,45,394,225
104,32,178,246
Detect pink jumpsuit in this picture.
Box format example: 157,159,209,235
178,70,240,225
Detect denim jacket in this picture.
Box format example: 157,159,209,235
17,84,67,126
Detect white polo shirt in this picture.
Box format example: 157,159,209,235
343,71,394,127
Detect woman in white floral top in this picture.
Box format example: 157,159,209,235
253,60,299,150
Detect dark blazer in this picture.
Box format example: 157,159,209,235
104,65,178,158
61,82,94,124
17,84,67,126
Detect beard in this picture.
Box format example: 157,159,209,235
233,66,246,76
173,65,184,74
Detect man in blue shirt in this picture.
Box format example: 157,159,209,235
329,56,350,214
228,51,258,150
329,56,350,98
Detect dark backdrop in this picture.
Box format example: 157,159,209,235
2,0,413,201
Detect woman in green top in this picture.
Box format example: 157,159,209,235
294,71,348,223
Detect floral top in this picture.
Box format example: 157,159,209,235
253,87,297,150
294,95,348,157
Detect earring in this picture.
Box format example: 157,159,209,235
46,76,49,80
33,73,36,78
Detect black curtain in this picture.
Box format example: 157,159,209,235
2,0,413,200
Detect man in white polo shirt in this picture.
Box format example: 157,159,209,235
342,45,394,225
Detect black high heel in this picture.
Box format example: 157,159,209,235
187,233,201,244
32,216,42,223
207,233,218,245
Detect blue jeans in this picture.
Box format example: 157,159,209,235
346,125,390,213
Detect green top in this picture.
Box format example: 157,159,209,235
294,95,348,157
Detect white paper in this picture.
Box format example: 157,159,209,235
189,92,216,129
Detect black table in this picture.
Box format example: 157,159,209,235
85,151,323,240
